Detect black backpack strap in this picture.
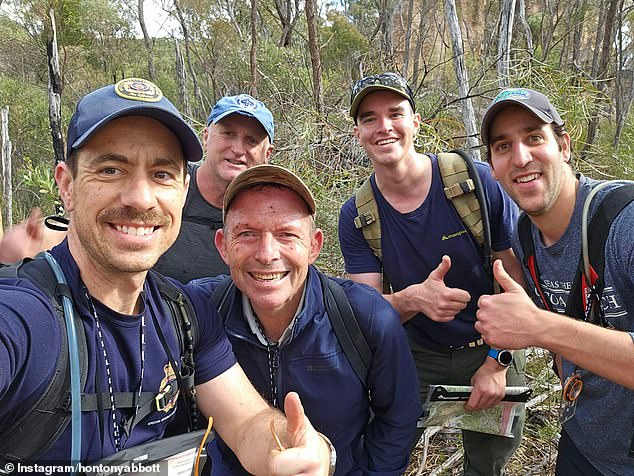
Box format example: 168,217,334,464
565,184,634,322
0,256,88,462
150,271,199,430
318,272,372,386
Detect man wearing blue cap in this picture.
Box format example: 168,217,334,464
154,94,274,282
0,79,332,474
476,88,634,475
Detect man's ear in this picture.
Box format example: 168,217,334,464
202,126,210,145
561,131,572,163
214,228,230,265
265,143,274,162
55,162,74,212
353,125,360,140
308,228,324,265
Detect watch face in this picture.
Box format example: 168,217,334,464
498,350,513,366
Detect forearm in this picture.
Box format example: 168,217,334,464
383,289,417,323
537,313,634,389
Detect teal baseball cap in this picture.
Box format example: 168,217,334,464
207,94,274,143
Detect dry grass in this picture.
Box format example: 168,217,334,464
406,349,562,476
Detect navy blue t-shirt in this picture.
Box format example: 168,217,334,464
0,240,236,464
339,154,518,347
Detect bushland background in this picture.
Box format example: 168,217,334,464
1,0,632,473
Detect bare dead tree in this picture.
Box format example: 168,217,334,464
444,0,480,157
305,0,324,115
1,107,12,228
173,0,202,119
250,0,258,96
138,0,157,81
497,0,516,88
47,9,64,216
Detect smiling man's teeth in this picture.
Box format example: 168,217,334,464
115,225,155,237
377,138,397,145
251,272,286,281
517,173,540,183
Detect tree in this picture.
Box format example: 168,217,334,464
137,0,157,80
305,0,323,115
273,0,301,47
497,0,516,87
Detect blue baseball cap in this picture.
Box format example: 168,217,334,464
67,78,203,162
206,94,274,143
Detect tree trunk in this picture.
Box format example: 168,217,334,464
411,1,427,89
612,2,632,148
444,0,480,158
1,107,12,228
497,0,516,88
402,0,415,77
590,0,608,79
250,0,258,96
173,0,202,120
583,0,623,156
174,38,192,121
571,0,586,68
47,9,65,216
138,0,157,81
517,0,533,55
274,0,300,47
305,0,324,115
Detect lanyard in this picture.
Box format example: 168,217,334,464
83,285,146,451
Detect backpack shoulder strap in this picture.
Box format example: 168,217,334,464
437,150,484,246
353,177,391,294
0,256,88,462
565,184,634,322
150,270,200,429
438,150,495,287
318,272,372,386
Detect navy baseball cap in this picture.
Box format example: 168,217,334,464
206,94,274,143
67,78,203,162
350,72,415,121
481,88,564,146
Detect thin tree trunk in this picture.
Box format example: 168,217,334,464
590,0,608,78
571,0,585,68
305,0,324,115
138,0,157,81
444,0,480,158
411,1,426,88
517,0,533,55
174,38,192,121
250,0,258,96
583,0,623,156
47,9,64,216
497,0,516,88
612,2,632,147
1,107,12,228
402,0,415,77
173,0,202,119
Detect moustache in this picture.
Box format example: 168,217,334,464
100,208,171,227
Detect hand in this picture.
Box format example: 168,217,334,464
0,208,65,263
476,260,540,349
269,392,331,476
414,255,471,322
465,358,508,411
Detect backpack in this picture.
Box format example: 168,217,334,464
354,150,495,294
210,270,373,386
0,254,200,462
518,183,634,325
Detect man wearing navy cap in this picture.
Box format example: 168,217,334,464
0,79,332,474
476,87,634,475
154,94,274,282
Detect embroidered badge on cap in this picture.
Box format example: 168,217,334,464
115,78,163,103
235,94,259,110
494,88,531,103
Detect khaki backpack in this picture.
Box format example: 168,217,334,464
353,150,494,293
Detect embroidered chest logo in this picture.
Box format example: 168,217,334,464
442,229,467,241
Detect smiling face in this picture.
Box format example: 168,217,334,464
488,105,573,217
56,116,189,275
202,113,273,190
354,89,420,168
215,186,323,322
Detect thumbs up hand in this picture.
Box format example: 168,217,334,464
476,260,540,349
411,255,471,323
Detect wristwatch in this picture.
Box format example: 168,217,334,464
487,348,513,367
317,432,337,476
